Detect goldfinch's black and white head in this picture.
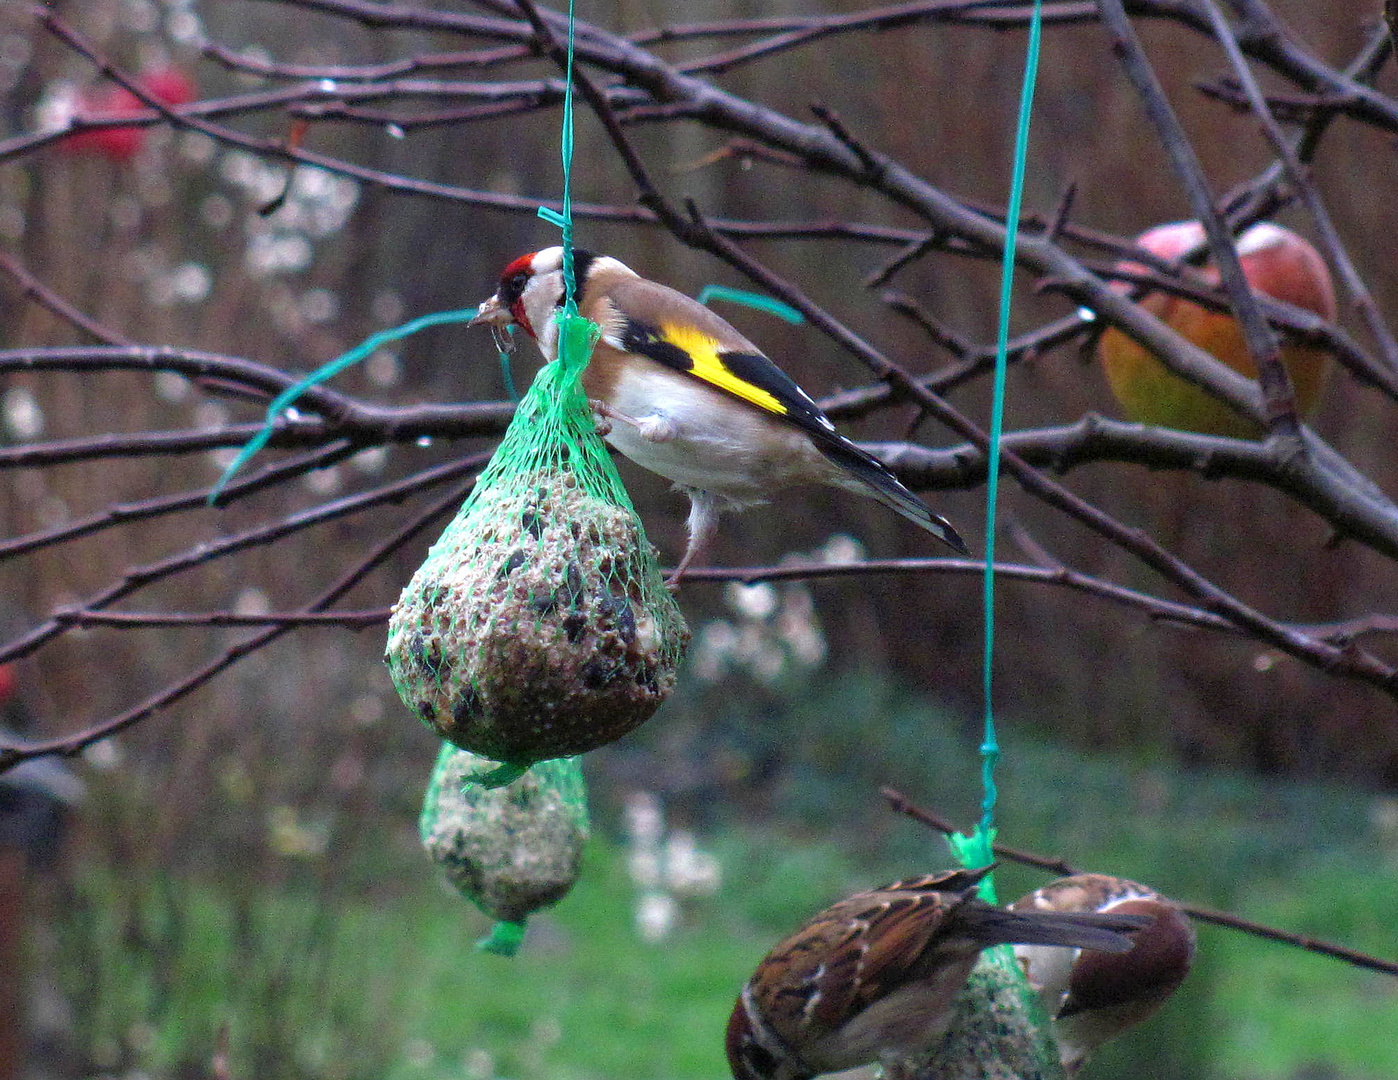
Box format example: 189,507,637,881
472,247,968,583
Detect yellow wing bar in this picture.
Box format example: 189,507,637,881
658,322,788,417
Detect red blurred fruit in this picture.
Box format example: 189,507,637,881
1097,221,1337,438
60,66,197,163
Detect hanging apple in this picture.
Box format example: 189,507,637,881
1096,221,1336,438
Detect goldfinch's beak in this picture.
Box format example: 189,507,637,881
468,293,509,328
469,292,520,354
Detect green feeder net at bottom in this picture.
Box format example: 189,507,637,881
420,742,589,956
912,830,1065,1078
908,945,1066,1080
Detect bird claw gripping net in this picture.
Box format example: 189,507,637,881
419,742,589,956
385,313,689,786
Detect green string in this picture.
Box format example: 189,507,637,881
963,0,1043,895
696,285,805,324
207,307,483,504
536,0,583,313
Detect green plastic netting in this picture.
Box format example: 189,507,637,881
385,313,689,787
925,832,1065,1077
419,741,589,957
910,945,1066,1080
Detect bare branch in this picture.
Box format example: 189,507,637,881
1097,0,1299,439
0,475,477,771
881,787,1398,979
1198,0,1398,370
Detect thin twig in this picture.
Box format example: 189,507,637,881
51,608,390,629
1096,0,1300,440
0,454,487,666
880,787,1398,979
675,556,1239,633
0,475,476,772
0,443,358,561
0,253,132,345
1199,0,1398,371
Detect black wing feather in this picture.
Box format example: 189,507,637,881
618,311,970,555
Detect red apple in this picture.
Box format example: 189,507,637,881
1097,221,1336,438
60,66,197,163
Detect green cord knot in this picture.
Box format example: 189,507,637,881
476,919,528,956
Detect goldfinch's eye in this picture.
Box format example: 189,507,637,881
500,270,530,304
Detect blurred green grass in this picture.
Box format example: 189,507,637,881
36,672,1398,1079
51,840,769,1080
45,823,1397,1080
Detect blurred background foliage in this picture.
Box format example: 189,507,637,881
2,0,1397,1078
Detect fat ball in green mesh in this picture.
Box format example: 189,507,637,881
907,946,1066,1080
385,312,688,785
420,742,589,957
908,833,1064,1078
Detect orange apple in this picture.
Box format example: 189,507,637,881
1097,221,1336,438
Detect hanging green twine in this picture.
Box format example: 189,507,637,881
207,307,482,504
535,0,585,308
960,0,1043,901
941,29,1062,1079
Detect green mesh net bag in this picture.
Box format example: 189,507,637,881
908,945,1067,1080
385,312,689,787
420,742,589,956
901,833,1066,1078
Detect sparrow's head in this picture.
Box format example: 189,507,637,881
470,246,603,341
725,996,809,1080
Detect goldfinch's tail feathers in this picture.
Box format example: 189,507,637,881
821,440,970,556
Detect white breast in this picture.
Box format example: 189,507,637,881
1013,941,1079,1012
602,363,832,505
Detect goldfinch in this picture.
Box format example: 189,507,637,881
725,866,1149,1080
469,247,968,581
1010,874,1196,1073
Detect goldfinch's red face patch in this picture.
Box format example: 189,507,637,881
497,252,539,337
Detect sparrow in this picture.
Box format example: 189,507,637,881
1010,873,1196,1074
469,246,968,581
725,865,1151,1080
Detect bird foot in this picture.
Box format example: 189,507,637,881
588,399,677,443
633,413,678,443
664,556,692,590
589,407,613,437
664,490,719,590
664,538,703,590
